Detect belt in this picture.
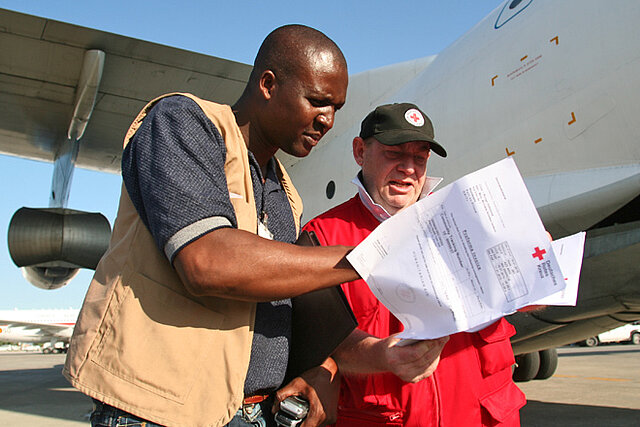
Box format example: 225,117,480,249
242,394,271,405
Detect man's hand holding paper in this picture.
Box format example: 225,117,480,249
333,329,449,384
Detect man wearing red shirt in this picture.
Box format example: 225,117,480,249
304,103,526,426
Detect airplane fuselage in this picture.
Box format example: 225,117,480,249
281,0,640,361
285,0,640,239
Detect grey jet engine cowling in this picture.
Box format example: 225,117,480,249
8,207,111,290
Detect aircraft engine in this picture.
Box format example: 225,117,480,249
8,207,111,290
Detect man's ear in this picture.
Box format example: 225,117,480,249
259,70,277,100
353,137,365,166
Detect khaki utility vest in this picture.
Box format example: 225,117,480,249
63,93,303,427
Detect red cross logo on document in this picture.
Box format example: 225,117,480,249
532,247,546,261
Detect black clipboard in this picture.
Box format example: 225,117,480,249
285,230,358,381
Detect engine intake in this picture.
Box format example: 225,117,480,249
8,207,111,289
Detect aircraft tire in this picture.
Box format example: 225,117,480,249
631,332,640,345
584,336,599,347
513,351,540,382
534,348,558,380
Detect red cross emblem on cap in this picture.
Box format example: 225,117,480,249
532,247,546,261
404,108,424,127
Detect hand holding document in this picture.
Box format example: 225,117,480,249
347,158,585,340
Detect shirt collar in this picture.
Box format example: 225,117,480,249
353,172,444,222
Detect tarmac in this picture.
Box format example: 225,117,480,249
518,344,640,426
0,352,90,426
0,344,638,426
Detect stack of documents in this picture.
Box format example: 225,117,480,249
347,158,585,339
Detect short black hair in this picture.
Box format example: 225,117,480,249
249,24,347,84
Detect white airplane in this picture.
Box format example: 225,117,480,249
0,0,638,380
0,309,78,352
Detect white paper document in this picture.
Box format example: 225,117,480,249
347,158,582,339
533,232,586,306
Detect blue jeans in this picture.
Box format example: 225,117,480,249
226,398,276,427
90,398,276,427
90,400,164,426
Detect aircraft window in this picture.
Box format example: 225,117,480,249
495,0,533,29
326,181,336,199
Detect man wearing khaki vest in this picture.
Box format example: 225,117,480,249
64,25,358,427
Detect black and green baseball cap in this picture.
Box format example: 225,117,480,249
359,103,447,157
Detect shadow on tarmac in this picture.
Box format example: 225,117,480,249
521,400,640,427
0,362,92,424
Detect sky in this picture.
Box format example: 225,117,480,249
0,0,503,309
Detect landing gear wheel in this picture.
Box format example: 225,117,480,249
513,351,540,382
534,348,558,380
584,336,599,347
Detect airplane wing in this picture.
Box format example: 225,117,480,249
0,8,252,173
0,319,73,337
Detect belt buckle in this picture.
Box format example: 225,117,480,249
241,394,270,422
241,401,265,423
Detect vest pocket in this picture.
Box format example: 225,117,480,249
91,273,224,404
474,318,517,377
479,378,526,423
